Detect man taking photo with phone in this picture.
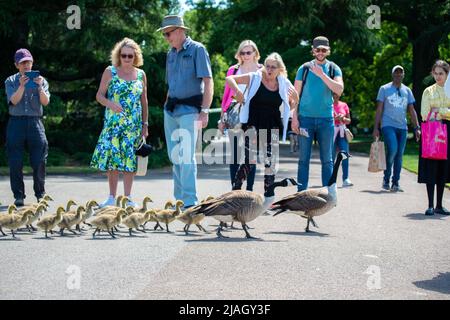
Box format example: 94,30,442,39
4,48,50,206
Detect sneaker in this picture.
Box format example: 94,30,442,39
390,183,404,192
382,181,390,190
434,207,450,215
99,195,115,208
342,179,354,187
126,199,138,208
14,198,24,207
425,207,434,216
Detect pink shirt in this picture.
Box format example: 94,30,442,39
221,65,240,112
333,101,350,126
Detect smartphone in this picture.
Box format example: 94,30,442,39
24,70,40,89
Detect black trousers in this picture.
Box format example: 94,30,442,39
6,116,48,200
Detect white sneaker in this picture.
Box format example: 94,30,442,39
126,199,138,208
99,195,115,208
343,179,354,187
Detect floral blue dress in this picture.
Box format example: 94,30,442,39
91,66,143,172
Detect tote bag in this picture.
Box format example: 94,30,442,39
421,112,448,160
368,138,387,172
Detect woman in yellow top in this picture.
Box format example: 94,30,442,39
418,60,450,216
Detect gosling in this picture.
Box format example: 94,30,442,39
58,206,85,236
153,200,184,233
122,210,155,236
91,209,127,239
0,210,34,238
37,206,66,238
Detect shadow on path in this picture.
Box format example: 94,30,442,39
413,272,450,295
266,231,330,237
404,212,449,221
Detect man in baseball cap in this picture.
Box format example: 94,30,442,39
4,48,50,206
373,64,421,192
292,36,344,191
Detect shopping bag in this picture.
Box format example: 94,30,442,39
136,156,148,176
345,128,354,142
421,112,447,160
368,138,386,172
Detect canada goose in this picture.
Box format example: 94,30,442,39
0,209,34,238
0,204,17,215
176,196,214,235
95,195,124,214
138,196,153,213
271,151,349,232
58,206,86,236
122,210,155,236
65,199,78,212
143,200,173,231
16,199,49,212
91,209,127,239
188,179,297,239
76,200,99,232
18,203,47,232
37,206,66,238
96,196,129,215
153,200,184,232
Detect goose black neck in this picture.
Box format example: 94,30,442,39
265,179,288,197
327,155,343,187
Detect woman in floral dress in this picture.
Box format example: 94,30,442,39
91,38,148,207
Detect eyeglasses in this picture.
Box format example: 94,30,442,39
163,28,179,38
120,54,134,59
314,48,328,53
265,65,278,70
396,87,401,97
239,50,254,56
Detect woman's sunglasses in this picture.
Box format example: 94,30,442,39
265,65,278,70
240,50,254,56
121,54,134,59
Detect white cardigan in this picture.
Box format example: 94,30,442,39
239,70,293,141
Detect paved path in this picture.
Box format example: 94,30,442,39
0,140,449,300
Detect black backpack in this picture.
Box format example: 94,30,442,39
299,60,337,101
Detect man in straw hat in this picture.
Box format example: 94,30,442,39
158,15,213,208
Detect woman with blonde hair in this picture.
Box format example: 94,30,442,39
91,37,148,207
226,52,299,196
219,40,262,191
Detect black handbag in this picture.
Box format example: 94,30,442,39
135,138,154,157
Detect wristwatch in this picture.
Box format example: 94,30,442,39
414,126,420,132
142,121,149,126
201,107,210,114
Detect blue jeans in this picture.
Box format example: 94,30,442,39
297,116,334,191
164,109,199,206
381,126,407,185
6,116,48,200
333,135,349,181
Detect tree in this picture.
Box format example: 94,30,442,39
372,0,450,116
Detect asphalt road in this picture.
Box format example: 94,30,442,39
0,140,449,300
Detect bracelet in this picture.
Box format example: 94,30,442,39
142,121,148,126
